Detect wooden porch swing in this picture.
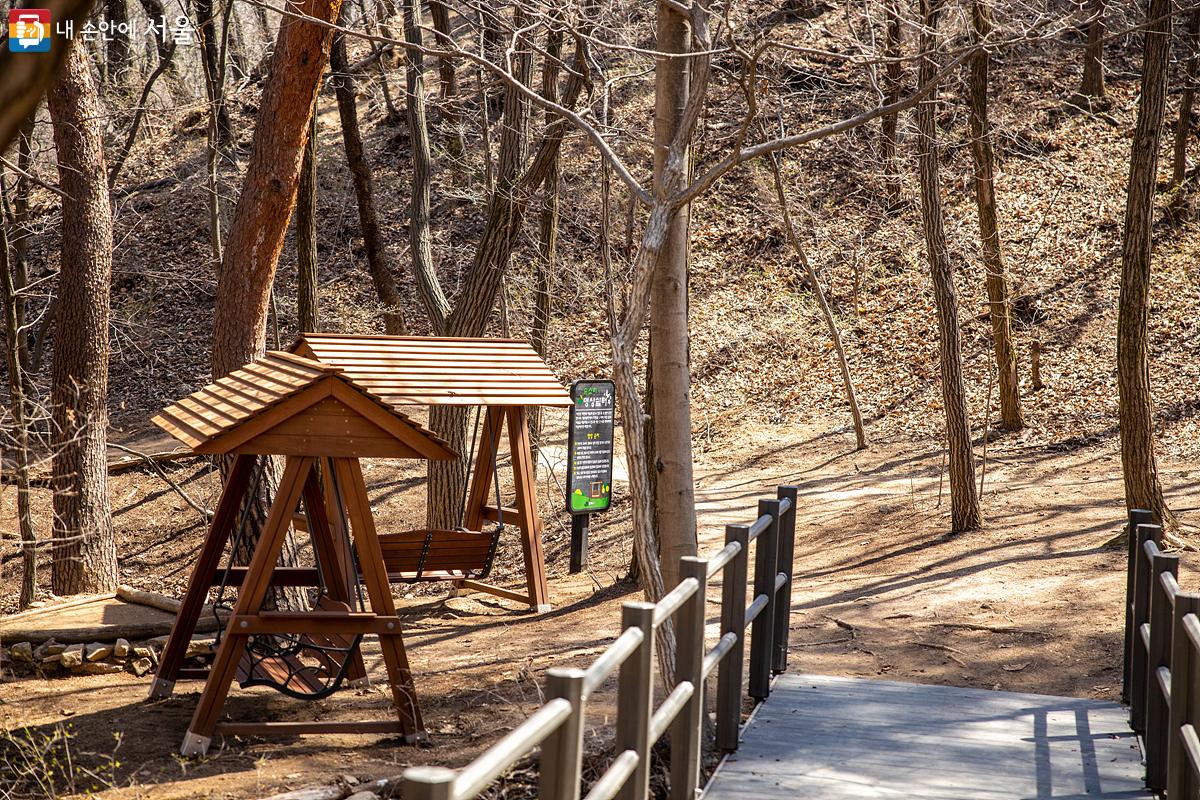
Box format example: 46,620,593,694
145,337,570,756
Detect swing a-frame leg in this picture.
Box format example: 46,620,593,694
454,406,551,612
174,456,425,756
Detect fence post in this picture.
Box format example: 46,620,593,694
616,602,655,800
1167,593,1200,799
540,667,586,800
1144,550,1179,792
670,556,708,800
773,486,798,674
1123,508,1155,704
1130,522,1162,733
401,766,456,800
749,499,780,701
716,523,750,752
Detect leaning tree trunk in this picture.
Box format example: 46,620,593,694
211,0,344,376
968,2,1023,432
1080,0,1106,101
916,0,981,533
330,31,407,335
1171,8,1200,189
649,0,697,591
1118,0,1173,526
297,115,319,333
428,0,465,160
194,0,233,147
47,43,118,595
881,0,903,206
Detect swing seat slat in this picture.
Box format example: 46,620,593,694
376,529,500,582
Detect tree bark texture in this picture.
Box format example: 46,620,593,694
650,2,697,591
297,115,320,333
1118,0,1172,525
1171,8,1200,188
1080,0,1106,100
47,44,118,594
916,0,981,533
210,0,344,378
330,32,406,335
968,2,1023,432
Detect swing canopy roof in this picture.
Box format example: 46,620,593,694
290,334,573,408
152,351,458,460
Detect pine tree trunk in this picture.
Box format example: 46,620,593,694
297,115,319,333
330,32,406,335
1171,9,1200,189
968,2,1023,432
211,0,344,377
1118,0,1172,526
1080,0,1106,100
650,2,697,591
46,43,118,594
881,0,903,206
916,0,981,533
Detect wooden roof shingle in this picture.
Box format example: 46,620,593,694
291,334,573,408
152,351,456,459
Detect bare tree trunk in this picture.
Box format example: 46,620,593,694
1171,9,1200,189
649,1,697,591
330,31,406,335
968,2,1023,432
297,115,319,333
881,0,903,206
1080,0,1106,101
916,0,981,533
529,26,563,471
398,0,448,334
106,0,131,86
195,0,233,146
1119,0,1173,526
428,0,465,160
0,177,36,607
47,43,118,594
211,0,344,376
764,141,868,450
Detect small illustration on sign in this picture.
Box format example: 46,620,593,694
566,379,615,514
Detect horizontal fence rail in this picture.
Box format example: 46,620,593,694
1123,507,1200,796
402,485,799,800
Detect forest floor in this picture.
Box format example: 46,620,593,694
3,418,1197,799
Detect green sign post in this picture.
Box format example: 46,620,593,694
566,379,615,571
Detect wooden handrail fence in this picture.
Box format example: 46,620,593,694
1124,507,1200,796
401,485,799,800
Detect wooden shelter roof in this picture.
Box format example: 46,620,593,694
291,334,573,408
151,351,457,459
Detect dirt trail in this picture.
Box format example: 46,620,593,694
2,424,1197,799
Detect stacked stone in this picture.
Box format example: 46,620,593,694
0,636,216,678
